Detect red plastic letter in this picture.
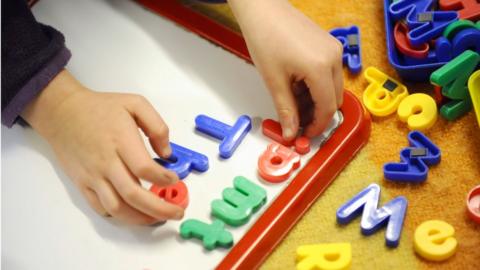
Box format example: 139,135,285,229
440,0,480,21
433,85,445,105
393,22,429,59
261,119,294,146
258,142,301,183
150,181,189,209
295,136,311,155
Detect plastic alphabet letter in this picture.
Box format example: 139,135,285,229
414,220,457,261
330,26,362,73
440,0,480,21
150,181,189,209
397,93,438,131
433,85,445,105
468,70,480,127
296,243,352,270
452,28,480,57
389,0,458,45
195,114,252,159
431,50,480,120
262,119,295,146
155,142,209,179
384,131,441,182
393,22,429,59
180,219,233,250
262,119,312,154
336,183,408,247
295,136,311,155
258,142,301,183
434,20,480,62
362,67,409,116
442,19,479,40
211,176,267,226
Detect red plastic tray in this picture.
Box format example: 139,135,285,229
136,1,371,269
136,0,250,62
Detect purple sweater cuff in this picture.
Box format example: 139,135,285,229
2,47,71,127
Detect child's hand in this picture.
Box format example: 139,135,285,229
22,70,183,225
229,0,344,139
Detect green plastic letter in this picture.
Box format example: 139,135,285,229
211,176,267,226
431,50,480,120
180,219,233,250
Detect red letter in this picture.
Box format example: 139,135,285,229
258,143,301,183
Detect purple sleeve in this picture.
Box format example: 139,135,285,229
2,47,71,127
1,0,71,127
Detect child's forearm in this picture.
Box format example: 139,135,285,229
227,0,290,30
227,0,257,21
21,70,86,140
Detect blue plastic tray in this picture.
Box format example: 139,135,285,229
383,0,448,82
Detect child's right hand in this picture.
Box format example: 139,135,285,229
21,70,184,225
228,0,344,140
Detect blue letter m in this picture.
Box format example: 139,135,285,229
336,183,408,247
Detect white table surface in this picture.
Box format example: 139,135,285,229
1,1,341,269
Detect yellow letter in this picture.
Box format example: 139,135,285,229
468,70,480,127
363,67,409,116
397,93,437,131
296,243,351,270
414,220,457,261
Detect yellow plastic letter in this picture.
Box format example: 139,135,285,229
363,67,409,116
397,93,438,131
296,243,351,270
468,70,480,127
414,220,457,262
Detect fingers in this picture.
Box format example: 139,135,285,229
264,71,300,140
117,118,178,187
107,160,184,221
332,57,344,108
293,81,315,128
92,179,158,225
125,95,172,158
303,67,337,138
81,187,109,217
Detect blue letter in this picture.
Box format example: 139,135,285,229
389,0,458,45
155,142,209,179
384,131,441,182
330,26,362,73
195,114,251,159
336,183,408,247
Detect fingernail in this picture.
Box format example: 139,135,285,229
149,220,167,227
174,211,184,220
283,126,294,140
282,116,297,139
162,146,172,158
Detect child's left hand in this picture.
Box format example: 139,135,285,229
229,0,344,140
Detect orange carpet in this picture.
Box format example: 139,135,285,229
182,1,480,269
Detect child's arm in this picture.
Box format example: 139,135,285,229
2,0,183,225
228,0,344,139
21,70,184,224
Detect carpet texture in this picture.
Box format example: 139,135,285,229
182,1,480,269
